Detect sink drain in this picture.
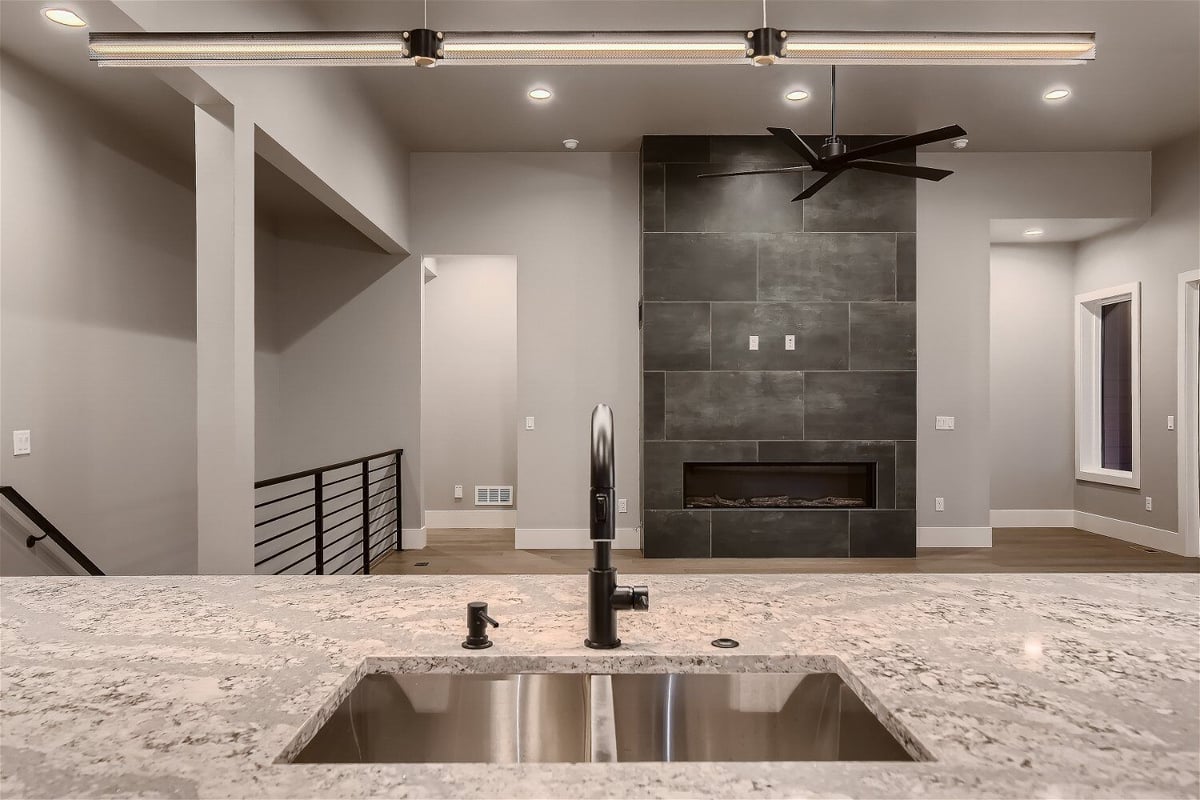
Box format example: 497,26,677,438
711,637,740,649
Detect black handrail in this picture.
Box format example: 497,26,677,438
253,449,402,576
0,486,105,575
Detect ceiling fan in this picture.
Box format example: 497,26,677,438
699,66,966,200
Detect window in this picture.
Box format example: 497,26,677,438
1075,282,1140,488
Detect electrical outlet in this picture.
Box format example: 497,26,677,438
935,416,955,431
1145,496,1153,511
748,335,759,351
454,484,463,500
784,334,796,351
934,497,945,512
12,430,30,456
1167,415,1175,431
618,498,628,513
525,416,535,431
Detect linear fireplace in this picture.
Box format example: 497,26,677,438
684,462,876,510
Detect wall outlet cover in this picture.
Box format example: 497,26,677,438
748,335,759,351
454,484,464,499
12,430,30,456
1145,496,1153,511
934,496,945,512
525,416,535,431
935,416,955,430
618,498,628,513
784,334,796,351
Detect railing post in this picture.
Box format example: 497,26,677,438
394,450,403,551
313,472,325,575
361,459,371,574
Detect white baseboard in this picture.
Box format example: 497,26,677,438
1073,511,1186,555
516,527,641,550
401,527,427,550
917,526,992,547
424,509,517,529
990,509,1075,528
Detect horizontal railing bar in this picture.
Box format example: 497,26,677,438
254,485,313,509
254,501,316,528
367,510,398,534
366,486,395,504
304,567,317,575
275,551,316,575
255,449,403,489
324,511,364,535
323,498,360,520
366,462,394,476
255,517,314,548
328,557,358,575
367,496,396,516
324,538,362,567
320,471,360,491
323,525,364,552
255,535,317,567
321,484,361,505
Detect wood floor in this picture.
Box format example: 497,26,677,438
374,527,1200,575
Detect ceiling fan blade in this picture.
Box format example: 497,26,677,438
766,127,823,167
792,170,844,201
849,160,954,181
698,165,813,178
826,125,967,166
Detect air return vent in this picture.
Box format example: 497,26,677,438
475,486,513,506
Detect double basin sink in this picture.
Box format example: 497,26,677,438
290,672,916,764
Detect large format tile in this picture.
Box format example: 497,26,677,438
804,372,916,440
850,302,916,370
642,233,757,301
802,167,916,232
643,510,711,557
711,510,849,557
642,163,665,232
643,372,665,441
665,372,805,440
758,233,896,302
664,163,807,233
896,233,916,301
642,302,710,371
643,440,758,509
758,440,896,510
895,441,916,509
849,509,916,557
642,135,709,163
710,302,849,370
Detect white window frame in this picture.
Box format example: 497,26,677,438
1075,281,1141,488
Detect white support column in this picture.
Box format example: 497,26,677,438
195,105,255,573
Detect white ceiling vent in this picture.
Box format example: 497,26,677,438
475,485,513,506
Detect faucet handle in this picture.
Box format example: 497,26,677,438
612,585,650,612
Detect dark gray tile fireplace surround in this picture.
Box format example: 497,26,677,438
640,134,916,558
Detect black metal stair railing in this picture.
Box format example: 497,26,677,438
0,486,106,575
253,449,402,575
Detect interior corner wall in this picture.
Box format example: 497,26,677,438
1072,132,1200,534
421,256,518,514
409,153,641,537
0,56,198,575
916,151,1151,540
989,243,1077,512
252,226,422,531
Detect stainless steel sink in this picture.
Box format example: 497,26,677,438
607,672,913,762
292,673,590,763
288,671,916,764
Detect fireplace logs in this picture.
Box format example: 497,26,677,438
685,494,868,509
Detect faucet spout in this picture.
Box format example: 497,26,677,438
585,404,648,649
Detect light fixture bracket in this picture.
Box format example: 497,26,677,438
746,27,785,65
406,27,443,66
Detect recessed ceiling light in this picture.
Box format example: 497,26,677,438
42,8,87,27
1043,88,1071,101
1023,227,1046,237
528,87,552,101
784,89,810,102
952,138,969,149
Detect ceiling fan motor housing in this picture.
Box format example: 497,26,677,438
405,28,444,67
746,27,786,65
821,137,847,159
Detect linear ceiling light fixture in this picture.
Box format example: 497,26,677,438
88,28,1096,68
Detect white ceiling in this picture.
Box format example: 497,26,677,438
2,0,1197,156
989,218,1138,244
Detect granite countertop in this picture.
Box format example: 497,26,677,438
1,573,1198,799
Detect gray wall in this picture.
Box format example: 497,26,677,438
917,151,1151,536
1073,133,1199,532
409,153,641,535
422,256,518,513
640,135,917,557
989,243,1077,511
0,56,198,574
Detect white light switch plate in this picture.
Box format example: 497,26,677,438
454,484,463,499
12,430,30,456
934,496,945,512
935,416,955,431
748,335,759,351
525,416,535,431
618,498,628,513
1167,415,1175,431
784,334,796,351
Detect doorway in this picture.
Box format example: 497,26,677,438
1179,270,1200,556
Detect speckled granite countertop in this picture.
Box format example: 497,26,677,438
1,574,1198,799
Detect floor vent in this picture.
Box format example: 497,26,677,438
475,486,514,506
